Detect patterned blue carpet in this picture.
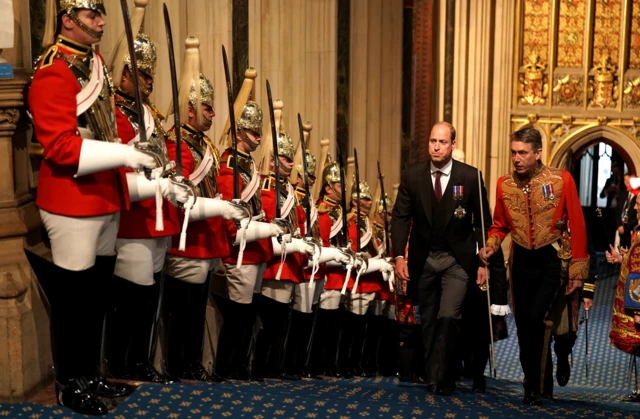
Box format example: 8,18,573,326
2,254,640,418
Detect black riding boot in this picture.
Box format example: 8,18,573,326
360,314,381,377
163,275,190,378
321,308,344,377
378,316,399,376
255,296,290,378
25,250,109,416
283,309,314,377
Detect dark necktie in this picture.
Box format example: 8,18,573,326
435,171,442,202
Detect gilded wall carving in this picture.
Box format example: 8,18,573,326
522,0,551,64
623,74,640,108
519,54,549,105
592,0,621,68
630,1,640,68
557,0,585,68
553,74,583,106
588,56,619,108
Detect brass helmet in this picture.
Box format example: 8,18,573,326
43,0,107,47
190,73,214,110
376,193,395,215
237,101,263,135
111,33,157,94
276,132,295,161
322,153,340,186
351,179,372,201
296,149,317,178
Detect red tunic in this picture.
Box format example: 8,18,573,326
115,104,194,238
29,37,129,216
486,164,590,280
262,175,304,283
318,197,346,291
167,126,229,259
218,149,272,265
343,214,383,294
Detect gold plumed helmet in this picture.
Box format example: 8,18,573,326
351,179,372,201
126,33,157,78
237,101,263,135
276,132,295,161
43,0,107,48
297,149,317,178
322,153,341,186
168,37,214,128
376,193,395,215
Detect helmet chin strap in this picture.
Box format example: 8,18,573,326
239,128,260,152
68,10,103,41
327,182,342,201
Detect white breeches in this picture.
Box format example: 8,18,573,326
346,292,376,316
292,279,325,313
319,289,343,310
261,280,295,304
114,237,171,285
40,210,120,271
164,254,221,285
224,262,267,304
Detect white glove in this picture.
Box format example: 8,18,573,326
323,247,353,267
189,198,249,222
160,178,190,207
233,220,285,245
75,139,158,177
272,236,315,256
364,256,394,274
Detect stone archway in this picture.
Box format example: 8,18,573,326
549,124,640,174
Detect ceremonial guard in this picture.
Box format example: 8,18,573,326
313,158,353,377
255,131,314,379
481,127,589,405
160,37,246,382
214,101,287,379
105,0,190,383
283,148,326,378
25,0,158,415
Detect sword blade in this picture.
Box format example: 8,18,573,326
162,3,182,177
336,141,349,243
120,0,152,179
354,148,361,251
298,114,312,237
266,80,281,218
377,161,390,257
222,45,240,199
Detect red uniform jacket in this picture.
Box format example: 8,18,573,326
167,125,229,259
115,101,194,238
343,210,383,294
486,164,590,280
318,196,349,291
296,188,325,281
29,36,129,216
262,175,304,283
217,149,272,265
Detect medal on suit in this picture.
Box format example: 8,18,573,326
453,185,466,219
542,183,555,201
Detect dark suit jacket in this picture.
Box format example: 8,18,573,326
391,159,492,283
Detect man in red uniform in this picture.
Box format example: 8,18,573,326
159,37,251,382
255,132,315,379
214,102,289,379
480,127,589,405
25,1,158,415
105,1,193,382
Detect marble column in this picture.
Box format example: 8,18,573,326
0,72,52,403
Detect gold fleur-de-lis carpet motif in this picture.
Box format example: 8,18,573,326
2,259,640,418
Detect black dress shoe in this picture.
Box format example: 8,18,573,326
56,379,110,416
181,363,219,383
542,391,554,401
132,363,176,384
88,375,136,398
435,383,453,396
556,354,571,387
523,390,543,405
621,391,640,403
472,377,486,394
426,384,437,393
278,371,302,381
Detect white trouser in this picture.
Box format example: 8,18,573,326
114,237,171,285
40,209,120,271
319,289,343,310
346,292,376,315
371,299,396,320
261,280,295,304
164,254,221,285
293,279,325,313
224,262,267,304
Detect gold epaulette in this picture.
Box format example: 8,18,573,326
166,131,177,142
38,45,58,70
317,201,331,213
145,101,166,121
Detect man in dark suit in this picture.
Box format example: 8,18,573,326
391,121,492,395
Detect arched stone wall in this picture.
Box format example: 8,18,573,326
549,124,640,173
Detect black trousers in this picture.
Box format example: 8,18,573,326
417,251,468,386
511,244,562,393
